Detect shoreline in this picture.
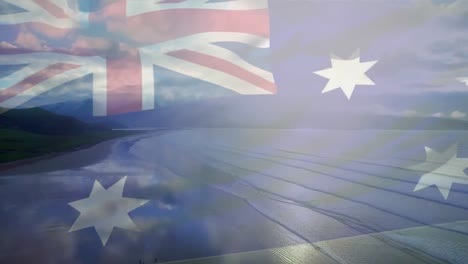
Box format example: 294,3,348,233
0,137,122,175
0,130,168,176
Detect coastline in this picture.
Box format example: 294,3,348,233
0,130,170,176
0,137,121,175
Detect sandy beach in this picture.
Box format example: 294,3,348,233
1,129,468,263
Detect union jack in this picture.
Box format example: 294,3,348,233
0,0,276,116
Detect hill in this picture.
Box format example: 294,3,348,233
0,108,133,164
40,96,468,130
0,107,102,134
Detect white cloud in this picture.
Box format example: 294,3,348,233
458,77,468,86
0,41,17,49
358,104,423,117
450,110,466,119
358,105,468,120
401,110,419,117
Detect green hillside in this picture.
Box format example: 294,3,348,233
0,108,132,164
0,107,98,134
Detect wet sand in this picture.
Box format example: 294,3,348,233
1,129,468,263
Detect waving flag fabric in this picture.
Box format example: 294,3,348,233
2,0,468,264
0,0,275,115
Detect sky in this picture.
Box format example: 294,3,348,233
269,0,468,119
0,0,468,119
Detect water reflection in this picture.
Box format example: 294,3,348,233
2,130,468,263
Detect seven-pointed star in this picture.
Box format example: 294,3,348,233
409,143,468,200
68,176,149,246
314,54,377,99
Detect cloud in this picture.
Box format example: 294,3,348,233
274,0,468,94
0,41,17,49
0,202,81,264
357,103,468,121
353,104,423,117
156,83,226,105
71,36,113,53
450,110,466,118
458,77,468,85
401,110,419,117
15,29,46,50
28,23,72,39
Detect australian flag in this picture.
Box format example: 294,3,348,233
0,0,275,115
1,0,468,263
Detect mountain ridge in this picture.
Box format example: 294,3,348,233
38,96,468,130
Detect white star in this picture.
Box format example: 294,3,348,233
68,176,149,245
409,144,468,199
457,77,468,86
314,53,377,99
